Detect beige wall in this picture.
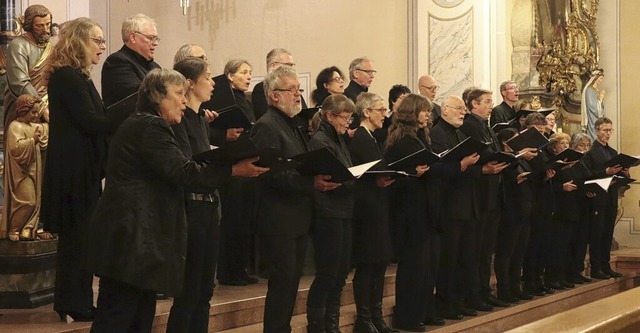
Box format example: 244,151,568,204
102,0,408,101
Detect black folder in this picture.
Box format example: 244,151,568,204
580,176,635,194
293,147,381,182
191,138,299,173
491,122,512,134
362,170,415,179
387,148,441,170
505,128,550,152
545,149,584,170
604,153,640,169
439,137,490,162
106,91,139,127
211,104,253,130
479,151,518,165
299,106,321,120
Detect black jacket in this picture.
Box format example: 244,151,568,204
88,112,231,296
250,106,315,236
490,101,516,126
101,45,161,129
307,120,355,219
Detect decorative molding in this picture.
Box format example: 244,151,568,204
433,0,465,8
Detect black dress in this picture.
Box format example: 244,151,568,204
41,66,113,314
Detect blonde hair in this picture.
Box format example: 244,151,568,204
47,17,100,77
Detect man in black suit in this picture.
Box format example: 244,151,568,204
459,89,509,309
490,81,518,126
252,48,308,120
102,13,161,129
250,66,339,333
344,57,376,103
418,75,442,122
582,117,628,279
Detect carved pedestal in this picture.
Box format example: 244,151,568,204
0,239,56,308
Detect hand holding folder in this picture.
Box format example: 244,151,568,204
505,128,549,152
604,153,640,169
211,104,253,130
293,147,381,183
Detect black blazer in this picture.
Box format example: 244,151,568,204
101,45,161,128
250,106,315,236
429,120,482,222
490,101,516,126
583,140,620,209
459,113,502,210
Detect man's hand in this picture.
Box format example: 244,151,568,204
314,175,342,192
482,161,508,175
231,156,269,177
460,153,480,171
375,175,395,188
606,164,623,175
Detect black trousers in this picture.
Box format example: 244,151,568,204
54,222,94,313
218,180,256,282
589,206,616,271
494,220,530,296
477,208,501,300
567,212,590,276
261,233,309,333
353,261,388,314
90,277,156,333
167,199,220,333
394,235,440,324
307,217,352,309
436,218,476,311
543,215,572,282
522,211,550,283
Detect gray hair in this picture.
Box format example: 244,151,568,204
137,68,187,114
348,56,371,80
355,92,385,120
121,13,156,42
266,48,291,68
570,132,592,150
224,59,251,76
263,66,298,104
173,44,197,64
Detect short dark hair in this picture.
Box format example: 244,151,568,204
595,117,612,130
137,68,187,115
388,84,411,110
173,57,207,82
465,88,492,111
311,66,344,105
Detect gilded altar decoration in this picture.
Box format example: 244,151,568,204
535,0,600,112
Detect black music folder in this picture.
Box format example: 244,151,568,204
479,151,518,165
491,122,512,134
211,104,253,130
299,106,321,120
439,137,490,162
362,170,415,179
505,128,550,152
293,147,381,182
545,148,584,170
387,148,441,170
580,175,635,194
106,91,139,127
604,153,640,169
192,138,299,173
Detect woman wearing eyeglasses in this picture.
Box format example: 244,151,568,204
384,94,440,332
305,94,356,333
348,93,397,333
310,66,346,106
41,17,113,322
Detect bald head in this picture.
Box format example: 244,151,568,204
418,75,438,101
440,95,466,128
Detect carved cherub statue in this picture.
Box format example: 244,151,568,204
1,94,48,241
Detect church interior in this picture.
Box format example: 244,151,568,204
2,0,640,332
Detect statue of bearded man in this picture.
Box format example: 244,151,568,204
3,4,52,136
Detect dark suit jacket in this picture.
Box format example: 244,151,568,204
101,45,161,129
459,113,502,210
583,140,620,210
203,74,255,146
250,106,314,236
432,103,442,121
430,120,482,222
490,101,516,126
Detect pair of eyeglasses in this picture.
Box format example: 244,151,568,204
274,88,304,94
333,113,353,124
134,31,161,43
274,61,295,67
444,105,465,112
421,85,440,92
328,76,344,83
90,37,107,45
356,69,377,76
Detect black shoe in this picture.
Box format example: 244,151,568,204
512,290,534,300
560,281,575,288
590,270,611,280
244,275,259,284
218,279,248,286
566,275,585,285
155,293,169,300
466,300,493,312
497,293,519,304
579,275,592,283
391,318,426,332
424,317,446,326
605,269,623,278
438,309,463,320
486,295,510,307
458,307,478,316
546,281,565,290
57,309,95,322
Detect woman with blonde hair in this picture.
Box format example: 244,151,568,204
40,17,112,322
